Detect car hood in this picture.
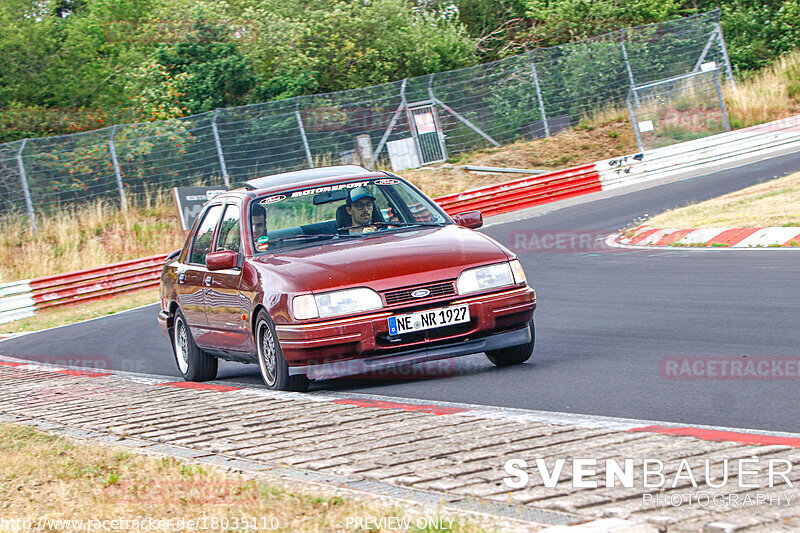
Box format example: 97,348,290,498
253,225,511,292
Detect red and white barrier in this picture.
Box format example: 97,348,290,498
435,163,602,217
0,254,167,324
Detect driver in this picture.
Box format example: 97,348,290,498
251,203,269,250
344,187,378,234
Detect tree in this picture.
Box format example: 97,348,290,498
241,0,477,98
152,19,256,113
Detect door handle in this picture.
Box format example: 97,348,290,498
204,276,213,286
178,273,186,283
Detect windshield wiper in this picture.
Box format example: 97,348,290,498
269,233,359,243
338,222,446,231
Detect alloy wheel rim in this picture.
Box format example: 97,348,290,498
174,317,189,374
258,321,277,386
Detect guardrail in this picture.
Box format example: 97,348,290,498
2,113,799,325
596,115,800,190
435,163,602,217
0,254,166,324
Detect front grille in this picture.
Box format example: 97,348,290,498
383,282,455,305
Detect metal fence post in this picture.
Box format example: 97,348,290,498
620,29,639,107
715,21,736,88
108,125,128,213
16,139,37,235
403,82,424,165
714,70,732,131
427,73,449,160
295,98,314,167
369,79,408,169
693,28,719,72
433,98,501,147
530,50,550,138
211,109,231,187
626,94,644,153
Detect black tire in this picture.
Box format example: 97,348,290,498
172,309,218,381
485,320,535,367
255,310,310,392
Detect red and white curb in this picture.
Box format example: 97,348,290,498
2,354,799,450
610,225,800,249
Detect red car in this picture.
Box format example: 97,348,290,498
158,166,536,391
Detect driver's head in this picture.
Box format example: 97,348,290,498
346,187,376,227
251,203,267,239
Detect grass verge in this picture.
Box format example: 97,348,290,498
644,171,800,229
0,423,491,532
0,288,159,335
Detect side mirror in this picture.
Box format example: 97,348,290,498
453,210,483,229
206,250,238,271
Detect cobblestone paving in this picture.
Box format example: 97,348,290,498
1,363,798,531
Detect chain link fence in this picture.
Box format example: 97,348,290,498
0,9,732,232
627,68,730,152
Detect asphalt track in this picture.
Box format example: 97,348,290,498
3,152,799,433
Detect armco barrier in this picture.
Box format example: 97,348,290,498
435,163,602,217
597,114,800,190
0,254,166,324
438,114,800,218
3,114,800,325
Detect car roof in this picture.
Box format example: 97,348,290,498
244,165,380,191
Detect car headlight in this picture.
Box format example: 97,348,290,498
457,261,523,295
292,288,383,320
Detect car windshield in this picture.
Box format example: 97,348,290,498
250,177,448,252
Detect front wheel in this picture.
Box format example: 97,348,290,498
255,310,310,392
172,309,218,381
485,320,535,367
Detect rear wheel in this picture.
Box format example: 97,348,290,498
172,310,218,381
255,310,310,392
485,320,535,367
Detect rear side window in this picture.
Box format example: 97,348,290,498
215,204,241,254
189,204,223,265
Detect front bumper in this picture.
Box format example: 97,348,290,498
288,322,532,380
276,285,535,375
157,310,173,339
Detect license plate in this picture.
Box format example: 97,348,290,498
387,304,470,335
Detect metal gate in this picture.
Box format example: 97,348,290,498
408,104,447,165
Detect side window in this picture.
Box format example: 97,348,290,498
215,204,241,254
189,204,223,265
388,185,445,224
